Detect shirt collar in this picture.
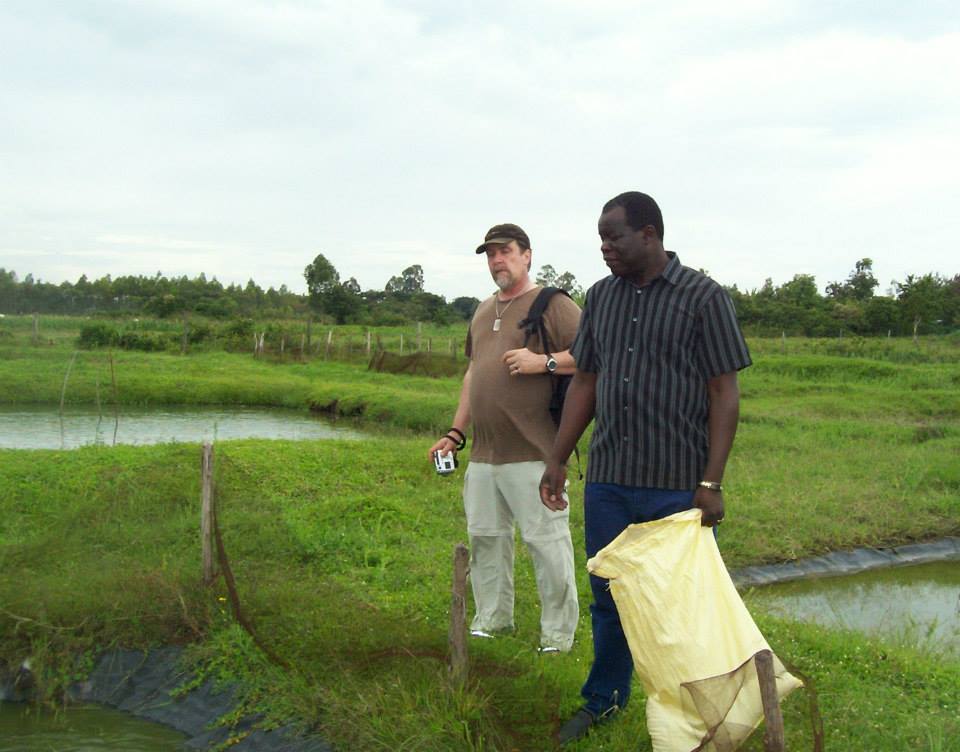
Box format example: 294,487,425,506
660,252,682,286
614,251,682,289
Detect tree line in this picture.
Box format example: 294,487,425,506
1,256,957,336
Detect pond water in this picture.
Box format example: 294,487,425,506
746,561,960,654
0,405,364,449
0,702,185,751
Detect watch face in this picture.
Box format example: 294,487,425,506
546,357,558,372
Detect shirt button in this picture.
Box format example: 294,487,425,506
636,289,642,294
632,317,637,322
628,346,634,352
622,436,629,441
623,377,629,382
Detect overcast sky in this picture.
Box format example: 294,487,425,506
2,1,958,301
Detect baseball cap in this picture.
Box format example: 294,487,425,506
475,223,530,254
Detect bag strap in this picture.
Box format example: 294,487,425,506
518,286,571,353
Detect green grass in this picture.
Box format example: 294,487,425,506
1,328,959,750
2,436,959,750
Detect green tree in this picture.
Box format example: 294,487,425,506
827,258,879,302
304,254,341,316
536,264,558,287
385,265,425,296
895,273,949,336
450,296,480,320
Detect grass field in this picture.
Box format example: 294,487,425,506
1,319,959,750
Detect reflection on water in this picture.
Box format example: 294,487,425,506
0,703,185,751
0,405,364,449
746,561,960,654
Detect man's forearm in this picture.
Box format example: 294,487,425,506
551,349,576,376
703,371,740,482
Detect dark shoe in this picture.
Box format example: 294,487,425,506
557,704,620,746
557,708,596,746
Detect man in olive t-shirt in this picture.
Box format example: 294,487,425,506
428,223,581,652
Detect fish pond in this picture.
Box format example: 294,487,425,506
0,703,185,751
747,560,960,655
0,405,365,450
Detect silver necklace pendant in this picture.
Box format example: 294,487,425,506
493,317,502,332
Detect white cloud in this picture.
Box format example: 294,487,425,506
0,1,957,301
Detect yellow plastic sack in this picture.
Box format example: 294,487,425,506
587,508,802,752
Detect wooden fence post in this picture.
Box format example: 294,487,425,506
181,313,189,355
416,322,422,351
399,333,404,353
32,313,39,345
201,443,216,586
449,543,469,683
754,649,785,752
366,330,371,355
325,329,333,358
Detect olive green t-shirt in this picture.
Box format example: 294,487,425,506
465,287,581,464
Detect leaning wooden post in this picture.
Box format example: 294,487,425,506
754,649,785,752
181,313,189,355
449,543,469,683
201,442,216,586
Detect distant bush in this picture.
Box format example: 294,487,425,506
117,331,168,351
368,351,465,378
78,323,169,351
78,322,120,348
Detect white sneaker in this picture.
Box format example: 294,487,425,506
470,629,495,639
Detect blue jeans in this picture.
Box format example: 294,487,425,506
581,483,695,716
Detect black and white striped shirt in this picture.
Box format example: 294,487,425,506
571,253,752,489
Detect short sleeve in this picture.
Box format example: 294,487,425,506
696,289,752,378
542,293,582,353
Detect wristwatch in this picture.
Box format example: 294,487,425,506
698,480,723,492
545,356,558,373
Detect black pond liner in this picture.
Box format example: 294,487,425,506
730,536,960,588
2,646,331,752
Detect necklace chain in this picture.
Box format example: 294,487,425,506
493,295,516,332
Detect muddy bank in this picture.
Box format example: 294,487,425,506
3,647,330,751
731,536,960,588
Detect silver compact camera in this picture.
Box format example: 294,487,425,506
433,450,458,475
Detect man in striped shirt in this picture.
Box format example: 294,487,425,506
539,191,752,744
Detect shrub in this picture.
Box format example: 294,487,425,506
77,322,120,348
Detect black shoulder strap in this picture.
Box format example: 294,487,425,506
518,286,571,353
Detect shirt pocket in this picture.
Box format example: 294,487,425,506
643,300,697,363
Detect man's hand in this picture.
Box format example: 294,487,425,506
503,348,546,376
694,487,725,527
539,462,568,511
427,436,457,462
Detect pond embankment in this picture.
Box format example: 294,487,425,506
732,536,960,587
